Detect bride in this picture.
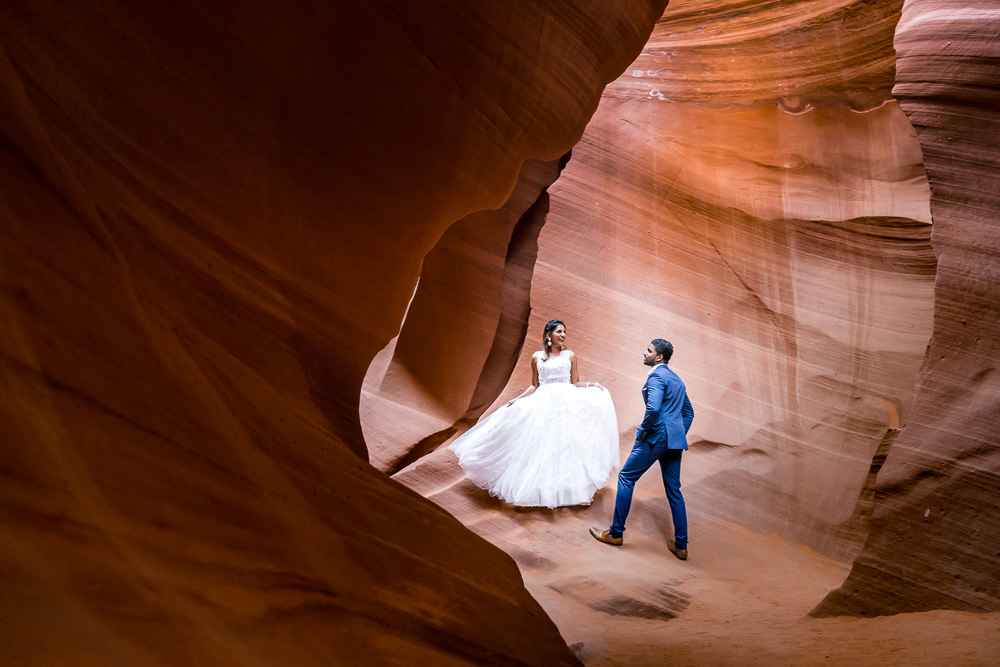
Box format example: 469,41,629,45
449,319,620,508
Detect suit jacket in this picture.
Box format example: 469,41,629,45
636,364,694,449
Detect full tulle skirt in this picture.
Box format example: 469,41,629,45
449,383,619,508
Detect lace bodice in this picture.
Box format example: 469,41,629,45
536,350,572,385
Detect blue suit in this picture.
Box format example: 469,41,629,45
610,364,694,547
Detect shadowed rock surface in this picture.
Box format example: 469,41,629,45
0,1,665,663
3,0,999,664
361,155,571,474
814,0,1000,617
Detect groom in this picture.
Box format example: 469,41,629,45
590,339,694,560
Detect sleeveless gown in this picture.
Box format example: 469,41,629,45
449,350,620,508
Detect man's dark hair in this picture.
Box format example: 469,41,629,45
651,338,673,363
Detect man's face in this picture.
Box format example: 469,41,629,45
643,343,661,367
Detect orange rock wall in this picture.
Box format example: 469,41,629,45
817,0,1000,615
360,0,997,622
361,156,569,473
492,0,937,563
0,1,666,663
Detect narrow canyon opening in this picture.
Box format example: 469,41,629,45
358,0,963,661
5,0,998,664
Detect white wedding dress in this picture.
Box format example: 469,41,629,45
449,350,620,508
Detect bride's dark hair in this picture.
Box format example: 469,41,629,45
542,319,565,360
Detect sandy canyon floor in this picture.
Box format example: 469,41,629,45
397,452,1000,666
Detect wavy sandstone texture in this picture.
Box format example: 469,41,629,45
531,0,938,566
395,0,937,565
393,0,992,650
816,0,1000,616
361,155,570,474
0,1,666,664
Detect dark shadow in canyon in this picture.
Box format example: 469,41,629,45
361,153,572,474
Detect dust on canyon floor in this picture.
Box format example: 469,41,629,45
396,451,1000,667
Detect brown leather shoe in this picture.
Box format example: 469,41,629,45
589,527,623,546
668,539,688,561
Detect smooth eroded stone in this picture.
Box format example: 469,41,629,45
0,0,665,663
814,0,1000,616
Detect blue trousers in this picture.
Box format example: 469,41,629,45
609,440,687,548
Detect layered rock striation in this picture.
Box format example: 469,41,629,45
0,1,666,663
532,0,937,565
389,0,996,636
816,0,1000,616
391,0,937,568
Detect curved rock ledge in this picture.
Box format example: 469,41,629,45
814,0,1000,616
0,1,665,663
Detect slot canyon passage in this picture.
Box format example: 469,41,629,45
1,1,999,666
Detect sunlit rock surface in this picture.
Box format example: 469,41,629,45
394,0,993,654
533,0,937,565
393,0,936,565
0,1,665,663
816,0,1000,616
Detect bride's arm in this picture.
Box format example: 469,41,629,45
572,352,604,389
506,355,540,406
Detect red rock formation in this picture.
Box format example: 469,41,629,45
391,0,938,565
361,155,569,474
815,0,1000,616
386,1,998,658
392,0,1000,632
0,0,666,663
534,0,939,563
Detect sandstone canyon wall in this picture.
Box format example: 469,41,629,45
384,0,937,564
522,0,996,617
816,0,1000,616
530,0,939,565
361,155,570,474
0,1,667,663
385,0,996,622
503,0,999,616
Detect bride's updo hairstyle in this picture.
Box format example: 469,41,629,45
542,319,565,360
